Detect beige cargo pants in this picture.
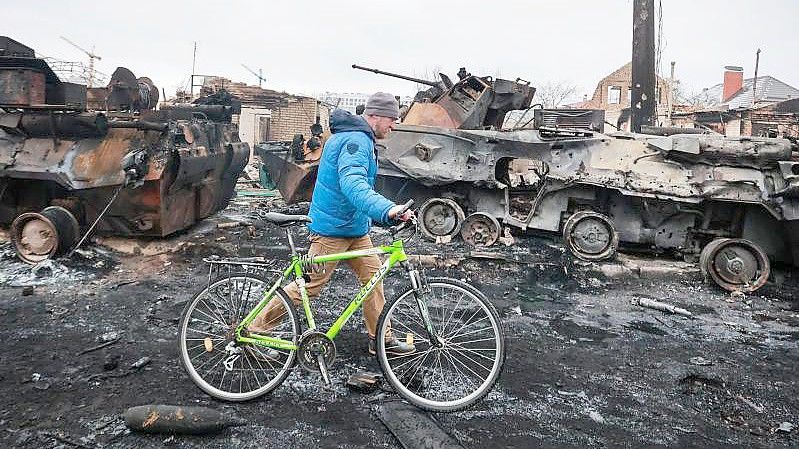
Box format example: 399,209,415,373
249,233,385,337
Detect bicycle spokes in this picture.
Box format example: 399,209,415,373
179,275,300,401
377,280,504,411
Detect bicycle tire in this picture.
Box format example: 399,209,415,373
375,277,505,412
178,273,300,401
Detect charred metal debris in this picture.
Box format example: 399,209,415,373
0,37,249,264
260,64,799,294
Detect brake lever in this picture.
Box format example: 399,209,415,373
390,216,419,239
388,221,408,237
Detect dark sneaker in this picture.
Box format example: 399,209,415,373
368,335,416,356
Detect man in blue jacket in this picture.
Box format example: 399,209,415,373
251,92,415,355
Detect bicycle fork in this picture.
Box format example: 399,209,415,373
407,265,443,348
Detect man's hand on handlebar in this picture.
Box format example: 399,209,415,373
388,200,415,222
389,206,415,222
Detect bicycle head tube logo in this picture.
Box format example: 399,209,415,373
355,262,389,305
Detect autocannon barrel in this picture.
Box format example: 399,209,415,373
352,64,439,88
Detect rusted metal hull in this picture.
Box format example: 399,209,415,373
0,69,45,106
0,123,248,237
255,143,318,204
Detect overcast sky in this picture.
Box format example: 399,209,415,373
4,0,797,102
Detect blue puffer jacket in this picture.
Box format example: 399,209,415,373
307,109,395,237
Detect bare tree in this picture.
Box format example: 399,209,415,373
673,80,717,109
535,81,579,108
414,65,444,92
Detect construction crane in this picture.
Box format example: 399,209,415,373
60,36,102,88
241,64,266,88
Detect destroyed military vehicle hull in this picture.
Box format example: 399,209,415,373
261,64,799,293
0,37,249,263
376,124,799,292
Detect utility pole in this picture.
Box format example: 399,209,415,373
190,42,197,98
631,0,656,132
667,61,675,124
752,48,761,107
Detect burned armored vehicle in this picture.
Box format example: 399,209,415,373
357,66,799,294
256,122,326,204
258,64,535,205
378,117,799,293
0,37,249,263
260,64,799,293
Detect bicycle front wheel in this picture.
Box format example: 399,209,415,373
178,273,299,401
375,277,505,412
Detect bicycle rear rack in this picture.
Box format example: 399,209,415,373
203,256,283,288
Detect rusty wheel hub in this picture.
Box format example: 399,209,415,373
562,211,618,261
418,198,465,241
461,212,501,246
700,238,770,293
10,206,80,264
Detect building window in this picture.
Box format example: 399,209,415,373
607,86,621,105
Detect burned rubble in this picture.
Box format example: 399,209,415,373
0,191,797,448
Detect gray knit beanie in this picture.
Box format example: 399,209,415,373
363,92,399,119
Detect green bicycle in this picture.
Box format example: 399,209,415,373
178,202,506,412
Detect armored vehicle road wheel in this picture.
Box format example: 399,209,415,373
699,238,770,293
562,211,618,261
461,212,501,247
10,206,80,264
418,198,465,242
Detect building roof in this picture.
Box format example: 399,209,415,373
200,76,314,108
699,76,799,109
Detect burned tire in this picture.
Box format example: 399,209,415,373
418,198,465,242
699,238,770,293
562,211,618,261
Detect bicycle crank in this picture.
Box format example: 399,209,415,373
297,331,336,376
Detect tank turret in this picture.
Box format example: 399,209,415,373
352,64,535,129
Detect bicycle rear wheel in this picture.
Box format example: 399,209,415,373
178,273,299,401
375,277,505,412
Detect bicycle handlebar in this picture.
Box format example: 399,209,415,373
395,199,414,217
388,199,417,237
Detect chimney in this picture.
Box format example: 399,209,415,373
722,66,744,102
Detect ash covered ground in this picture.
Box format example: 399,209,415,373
1,197,797,449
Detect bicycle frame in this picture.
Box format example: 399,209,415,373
234,239,410,351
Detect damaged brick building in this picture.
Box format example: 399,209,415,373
198,77,330,158
570,62,670,131
671,66,799,138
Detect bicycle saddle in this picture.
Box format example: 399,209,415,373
258,212,312,226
